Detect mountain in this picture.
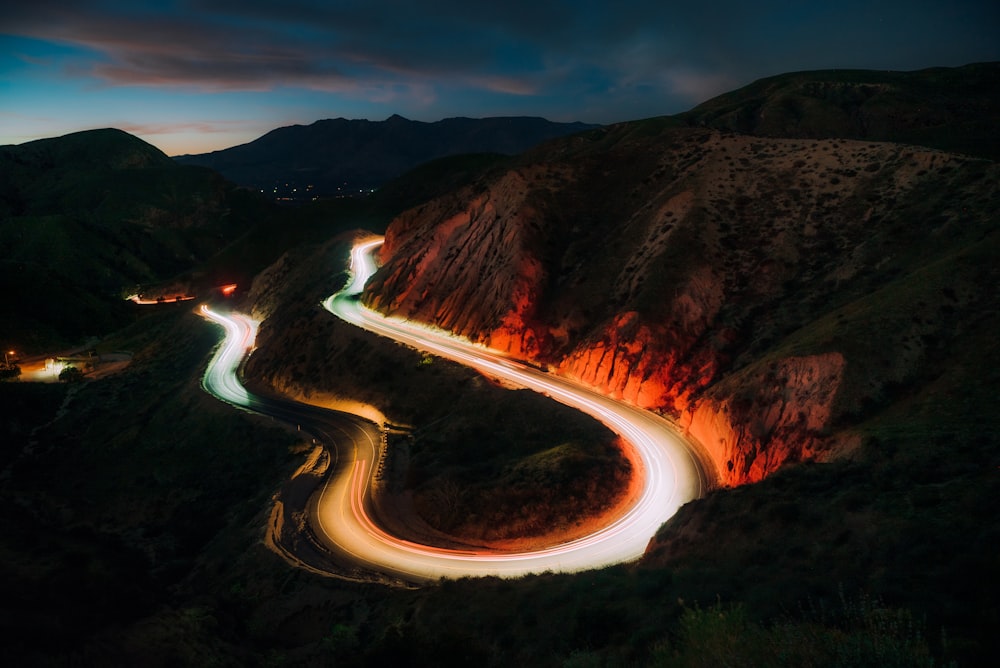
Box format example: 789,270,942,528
316,68,997,659
679,61,1000,159
358,63,1000,487
0,126,524,353
173,115,600,197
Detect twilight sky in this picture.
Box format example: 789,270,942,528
2,0,998,156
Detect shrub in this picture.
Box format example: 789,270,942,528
58,366,84,383
652,595,938,667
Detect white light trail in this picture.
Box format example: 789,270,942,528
200,304,258,408
311,236,712,579
198,238,712,582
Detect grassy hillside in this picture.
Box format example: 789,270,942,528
1,265,967,666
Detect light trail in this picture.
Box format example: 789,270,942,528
200,305,258,408
199,237,712,582
311,236,713,580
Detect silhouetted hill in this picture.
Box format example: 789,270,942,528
1,128,176,173
679,62,1000,158
173,115,599,197
0,128,515,352
0,129,280,350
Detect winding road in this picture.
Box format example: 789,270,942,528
200,236,711,582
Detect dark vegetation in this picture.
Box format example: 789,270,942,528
0,129,273,351
0,307,301,664
1,64,998,664
410,429,631,541
680,62,1000,159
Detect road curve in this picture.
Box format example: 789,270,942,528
199,238,712,582
317,237,713,579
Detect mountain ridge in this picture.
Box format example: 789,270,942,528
173,115,600,197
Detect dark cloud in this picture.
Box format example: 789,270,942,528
4,1,350,90
5,0,999,114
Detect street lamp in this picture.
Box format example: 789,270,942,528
4,350,13,365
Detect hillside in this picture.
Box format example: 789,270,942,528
238,109,1000,660
228,63,999,662
0,128,515,354
364,124,999,486
173,115,598,198
0,129,281,350
679,61,1000,159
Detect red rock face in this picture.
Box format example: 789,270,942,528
367,171,550,359
363,127,1000,486
679,352,847,485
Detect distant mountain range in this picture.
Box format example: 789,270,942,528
174,115,600,198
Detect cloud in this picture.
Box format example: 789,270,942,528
116,120,257,136
5,2,352,91
4,0,999,122
3,1,656,94
463,75,540,97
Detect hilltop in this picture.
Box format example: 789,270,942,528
679,61,1000,159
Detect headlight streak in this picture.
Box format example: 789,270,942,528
308,236,713,579
199,238,712,581
200,304,258,408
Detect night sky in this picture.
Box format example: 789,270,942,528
2,0,998,156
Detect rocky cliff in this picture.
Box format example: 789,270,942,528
364,124,1000,486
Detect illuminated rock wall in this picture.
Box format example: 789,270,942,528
367,170,548,360
363,127,999,486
